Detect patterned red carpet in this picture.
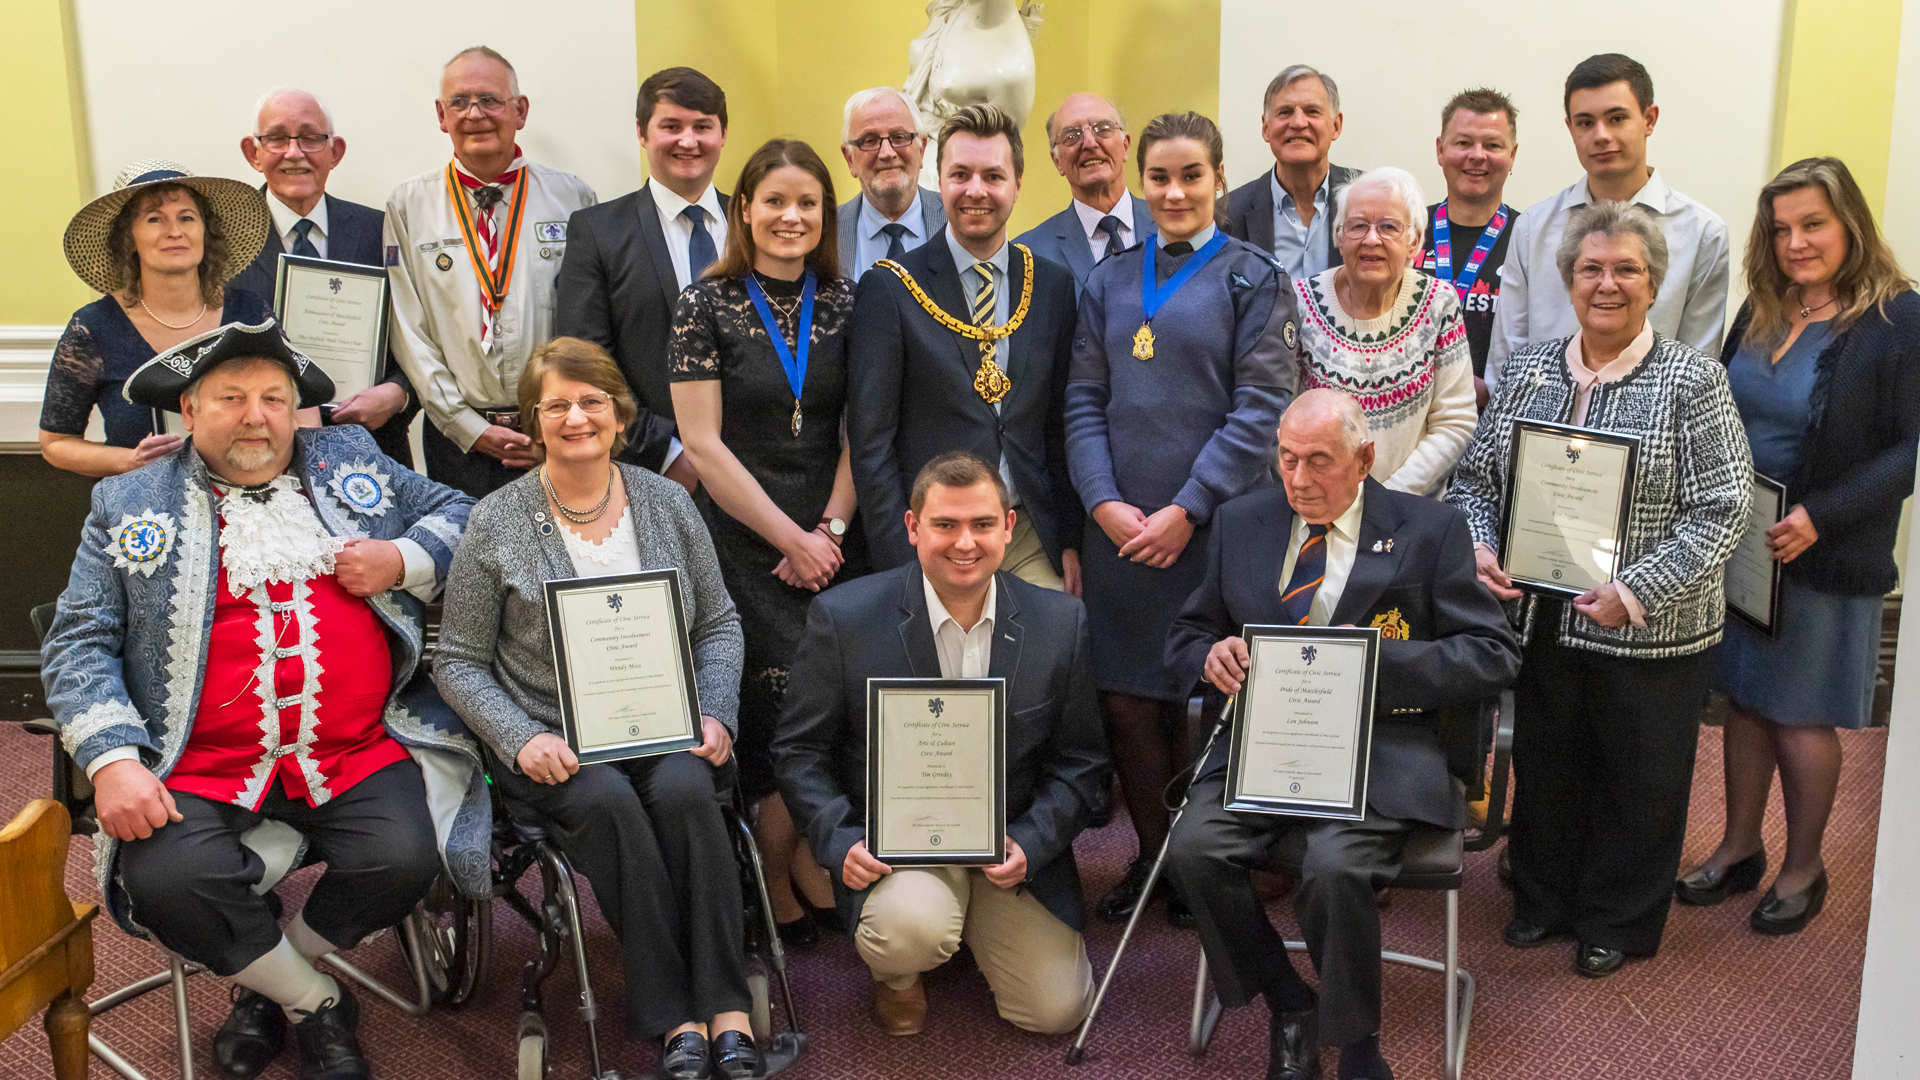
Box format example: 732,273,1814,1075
0,720,1880,1080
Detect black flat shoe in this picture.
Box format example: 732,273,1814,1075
1096,858,1165,923
1503,916,1570,949
1267,1007,1321,1080
710,1030,762,1080
1750,870,1828,935
215,986,288,1079
776,914,820,949
658,1031,710,1080
291,984,368,1080
1574,944,1625,978
1675,849,1766,906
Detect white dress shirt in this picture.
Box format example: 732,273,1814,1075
1071,195,1136,264
853,189,931,281
267,190,329,259
1277,485,1366,626
944,227,1020,506
1486,169,1730,389
926,574,998,679
648,177,729,290
1270,167,1332,281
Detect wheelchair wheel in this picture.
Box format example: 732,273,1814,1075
399,881,489,1007
517,1012,548,1080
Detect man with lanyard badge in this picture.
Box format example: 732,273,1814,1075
1421,88,1520,410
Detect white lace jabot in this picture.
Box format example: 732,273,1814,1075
213,474,347,596
561,506,643,575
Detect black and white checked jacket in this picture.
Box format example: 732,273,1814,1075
1448,333,1752,659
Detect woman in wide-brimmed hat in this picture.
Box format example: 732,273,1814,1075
39,159,273,477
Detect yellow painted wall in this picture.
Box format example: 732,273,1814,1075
1774,0,1906,214
4,0,95,326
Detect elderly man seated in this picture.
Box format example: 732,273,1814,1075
1164,389,1519,1080
40,322,484,1080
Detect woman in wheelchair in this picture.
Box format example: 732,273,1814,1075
435,336,762,1080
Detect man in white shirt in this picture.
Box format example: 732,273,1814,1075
837,87,946,281
1486,53,1729,389
1014,92,1156,294
1225,66,1360,280
386,46,596,498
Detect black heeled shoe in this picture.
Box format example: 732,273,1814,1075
1675,848,1766,906
1750,870,1828,935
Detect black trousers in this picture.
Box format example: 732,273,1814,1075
118,759,439,976
422,419,526,500
1508,627,1709,954
492,750,751,1038
1167,742,1410,1047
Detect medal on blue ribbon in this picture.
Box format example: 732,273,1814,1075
1135,231,1230,360
745,271,817,437
1431,201,1509,303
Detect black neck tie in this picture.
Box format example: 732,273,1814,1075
1096,215,1124,259
881,222,909,262
1163,240,1195,256
290,218,319,258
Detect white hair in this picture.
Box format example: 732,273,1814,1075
842,86,921,142
1334,166,1427,251
1284,388,1371,452
250,86,335,135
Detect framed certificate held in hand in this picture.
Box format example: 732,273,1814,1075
543,570,703,764
1726,471,1787,636
1226,625,1381,820
1498,419,1643,598
273,254,389,404
865,678,1006,866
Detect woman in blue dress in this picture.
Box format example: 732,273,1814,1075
1065,112,1299,922
1677,157,1920,934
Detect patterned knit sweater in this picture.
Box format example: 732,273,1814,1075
1295,268,1478,495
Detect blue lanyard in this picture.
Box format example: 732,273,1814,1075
1431,202,1508,302
1141,231,1231,324
745,271,816,404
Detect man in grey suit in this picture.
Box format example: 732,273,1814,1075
1013,92,1155,295
838,87,946,281
1224,65,1359,280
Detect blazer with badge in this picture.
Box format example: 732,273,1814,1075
39,426,490,932
837,188,946,279
1013,195,1157,296
555,184,729,472
1225,163,1361,271
847,234,1082,572
772,564,1110,932
1165,478,1521,829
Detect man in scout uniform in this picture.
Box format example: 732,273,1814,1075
1163,390,1520,1080
40,321,487,1080
386,45,597,497
848,103,1083,593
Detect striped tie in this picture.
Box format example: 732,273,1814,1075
1280,523,1329,625
971,260,999,364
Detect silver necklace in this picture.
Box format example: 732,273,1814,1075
542,465,614,524
140,297,209,330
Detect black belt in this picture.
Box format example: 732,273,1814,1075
483,409,521,431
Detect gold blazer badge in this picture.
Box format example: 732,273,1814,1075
874,245,1035,405
1369,607,1412,640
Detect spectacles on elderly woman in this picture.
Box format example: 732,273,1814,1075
1341,218,1407,242
255,133,333,152
1054,121,1122,148
536,393,614,420
1573,261,1649,283
849,131,919,153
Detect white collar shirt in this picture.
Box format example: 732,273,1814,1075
1277,485,1367,626
1071,195,1136,264
267,189,329,259
1270,166,1332,280
925,575,998,680
649,178,729,290
853,189,930,281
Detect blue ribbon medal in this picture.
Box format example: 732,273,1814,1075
1134,231,1230,359
1431,201,1509,302
745,270,817,436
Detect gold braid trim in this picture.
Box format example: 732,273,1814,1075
875,245,1033,404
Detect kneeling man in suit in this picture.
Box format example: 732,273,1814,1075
774,451,1109,1038
1165,389,1520,1080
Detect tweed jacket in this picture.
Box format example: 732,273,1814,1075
40,427,487,932
1447,332,1752,658
433,464,744,772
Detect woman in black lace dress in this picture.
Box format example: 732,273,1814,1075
670,139,860,942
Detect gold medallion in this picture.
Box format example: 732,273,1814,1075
1132,322,1156,360
791,401,803,437
875,247,1035,405
974,355,1012,404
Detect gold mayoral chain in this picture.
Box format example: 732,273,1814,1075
874,246,1035,405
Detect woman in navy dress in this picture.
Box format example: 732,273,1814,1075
1065,112,1300,922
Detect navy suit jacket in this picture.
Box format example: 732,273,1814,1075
555,185,729,472
837,188,946,279
1224,163,1361,271
847,233,1082,572
773,564,1110,932
1165,479,1520,829
1013,195,1156,296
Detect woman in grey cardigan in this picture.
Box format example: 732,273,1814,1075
1447,201,1751,979
435,337,758,1080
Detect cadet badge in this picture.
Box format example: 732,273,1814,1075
1369,607,1411,640
327,461,394,517
107,510,177,577
1283,319,1299,351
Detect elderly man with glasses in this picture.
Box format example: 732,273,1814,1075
1014,93,1155,295
837,86,946,280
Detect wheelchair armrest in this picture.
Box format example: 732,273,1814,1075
22,719,57,736
1464,689,1516,853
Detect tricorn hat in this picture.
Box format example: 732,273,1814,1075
63,159,272,296
124,320,335,413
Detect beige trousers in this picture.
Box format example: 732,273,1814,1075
1002,512,1063,591
855,866,1094,1034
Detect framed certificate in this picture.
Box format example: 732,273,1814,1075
273,254,389,404
1498,419,1643,598
1226,625,1381,820
1726,471,1787,636
542,570,703,764
865,678,1006,866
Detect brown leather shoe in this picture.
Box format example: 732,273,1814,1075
872,976,927,1036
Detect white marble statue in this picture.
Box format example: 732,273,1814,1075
905,0,1043,187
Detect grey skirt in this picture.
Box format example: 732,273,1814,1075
1716,576,1881,729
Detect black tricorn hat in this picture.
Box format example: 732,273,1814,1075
123,320,335,413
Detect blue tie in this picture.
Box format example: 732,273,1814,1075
1097,214,1125,258
290,218,319,258
1280,523,1329,626
881,222,909,262
682,205,716,281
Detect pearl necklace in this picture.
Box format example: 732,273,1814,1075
542,465,614,524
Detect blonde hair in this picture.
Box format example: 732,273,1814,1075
1742,157,1915,346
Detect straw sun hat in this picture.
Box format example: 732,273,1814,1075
62,158,272,296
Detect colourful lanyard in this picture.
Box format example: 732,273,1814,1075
1431,201,1509,301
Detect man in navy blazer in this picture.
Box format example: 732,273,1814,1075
235,87,419,466
838,87,947,281
1224,66,1360,281
1164,390,1520,1080
1013,92,1156,295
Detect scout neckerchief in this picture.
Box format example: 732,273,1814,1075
447,149,530,349
1133,231,1230,360
875,243,1034,405
745,270,817,437
1430,201,1509,304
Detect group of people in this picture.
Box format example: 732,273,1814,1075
36,40,1919,1080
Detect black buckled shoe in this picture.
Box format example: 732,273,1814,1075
1574,944,1626,978
1750,870,1828,935
710,1030,762,1080
1097,858,1165,923
215,986,287,1079
291,984,368,1080
1675,849,1766,906
1267,1007,1321,1080
658,1031,710,1080
1502,916,1570,949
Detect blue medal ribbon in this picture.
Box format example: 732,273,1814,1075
1431,201,1509,302
745,270,816,408
1141,231,1231,325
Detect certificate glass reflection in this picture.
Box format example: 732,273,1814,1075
543,570,703,764
1498,419,1642,598
1225,625,1380,820
1726,471,1786,635
865,678,1006,865
273,254,389,404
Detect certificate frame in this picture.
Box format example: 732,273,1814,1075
1225,624,1381,820
542,569,703,764
1497,418,1643,599
865,677,1007,866
272,253,390,404
1727,471,1787,636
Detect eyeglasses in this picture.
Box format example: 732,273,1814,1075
1340,218,1407,242
1054,120,1121,148
443,94,511,116
254,133,333,153
1573,261,1649,283
848,131,920,153
536,393,614,420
